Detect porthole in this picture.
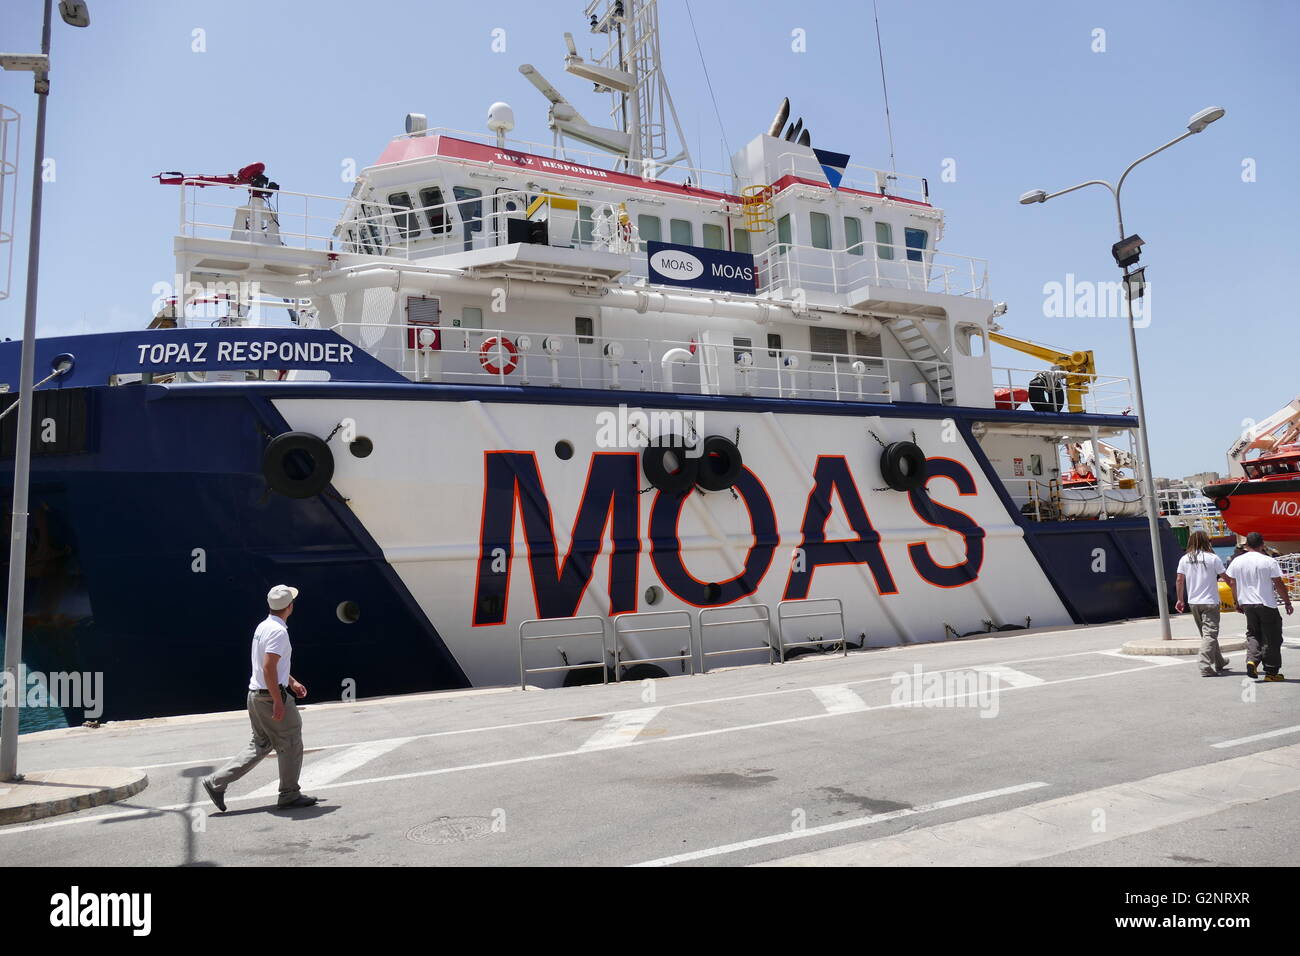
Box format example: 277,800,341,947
555,440,574,461
644,586,663,606
336,600,361,624
349,436,374,458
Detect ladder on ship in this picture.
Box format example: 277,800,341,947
889,316,954,404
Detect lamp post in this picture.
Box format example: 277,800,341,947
1019,106,1226,642
0,0,90,783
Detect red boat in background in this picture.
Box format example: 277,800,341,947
1204,398,1300,553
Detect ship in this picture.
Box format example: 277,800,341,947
0,0,1181,722
1204,397,1300,553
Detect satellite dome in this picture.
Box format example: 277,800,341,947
487,102,516,135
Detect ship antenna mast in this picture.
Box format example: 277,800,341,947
872,0,897,176
521,0,694,177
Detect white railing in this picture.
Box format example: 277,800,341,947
393,126,739,196
179,180,414,258
989,365,1133,417
331,322,953,404
772,151,930,204
754,242,988,299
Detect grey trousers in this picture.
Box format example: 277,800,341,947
1190,604,1227,674
208,691,303,805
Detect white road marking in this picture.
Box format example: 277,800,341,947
810,685,869,714
245,737,414,800
631,782,1050,867
1212,725,1300,749
578,708,663,751
1094,649,1185,666
972,664,1044,688
128,645,1183,771
763,742,1300,866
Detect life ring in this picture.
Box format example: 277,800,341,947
880,440,928,492
479,336,519,375
642,437,699,494
262,431,335,499
696,436,743,491
1027,371,1065,413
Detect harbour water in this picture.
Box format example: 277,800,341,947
0,634,70,735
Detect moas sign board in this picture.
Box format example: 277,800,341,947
646,241,756,295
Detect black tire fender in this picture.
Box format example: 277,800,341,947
262,431,335,499
880,440,928,493
696,435,744,491
642,437,699,494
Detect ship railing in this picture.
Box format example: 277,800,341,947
776,598,848,661
988,364,1134,416
1000,477,1054,522
178,179,415,258
332,322,954,405
753,241,988,300
612,611,696,679
393,126,739,196
518,615,610,690
698,605,777,674
771,151,930,204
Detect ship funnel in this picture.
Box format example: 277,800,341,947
767,97,790,137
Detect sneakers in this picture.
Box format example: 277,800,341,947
1246,661,1258,679
1263,673,1286,682
277,795,320,809
201,777,227,813
1216,660,1230,674
1200,671,1217,677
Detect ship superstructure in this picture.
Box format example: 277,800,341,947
0,0,1180,720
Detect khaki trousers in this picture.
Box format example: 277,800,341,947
208,691,303,805
1190,604,1227,675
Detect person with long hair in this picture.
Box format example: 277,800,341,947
1175,530,1233,677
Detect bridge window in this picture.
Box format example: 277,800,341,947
905,227,929,262
573,204,595,245
670,218,693,245
810,211,831,250
733,228,752,253
702,223,724,249
387,192,418,240
638,214,662,243
777,214,792,254
419,186,450,235
845,216,863,255
875,222,894,259
453,186,483,233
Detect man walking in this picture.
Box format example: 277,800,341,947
202,585,320,811
1224,532,1293,682
1175,530,1232,677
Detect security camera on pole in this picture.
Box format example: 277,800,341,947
1018,106,1226,642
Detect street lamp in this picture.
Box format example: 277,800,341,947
1020,106,1226,642
0,0,90,783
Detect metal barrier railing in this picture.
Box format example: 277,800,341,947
776,598,848,662
612,610,695,680
518,615,610,690
698,604,776,673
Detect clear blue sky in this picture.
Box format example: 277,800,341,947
1,0,1296,478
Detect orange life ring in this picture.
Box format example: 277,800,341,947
479,336,519,375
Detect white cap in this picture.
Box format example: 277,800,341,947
267,584,299,611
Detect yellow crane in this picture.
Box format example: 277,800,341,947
987,331,1096,413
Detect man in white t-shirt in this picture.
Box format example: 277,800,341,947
1225,533,1293,681
1175,531,1232,676
202,585,320,811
